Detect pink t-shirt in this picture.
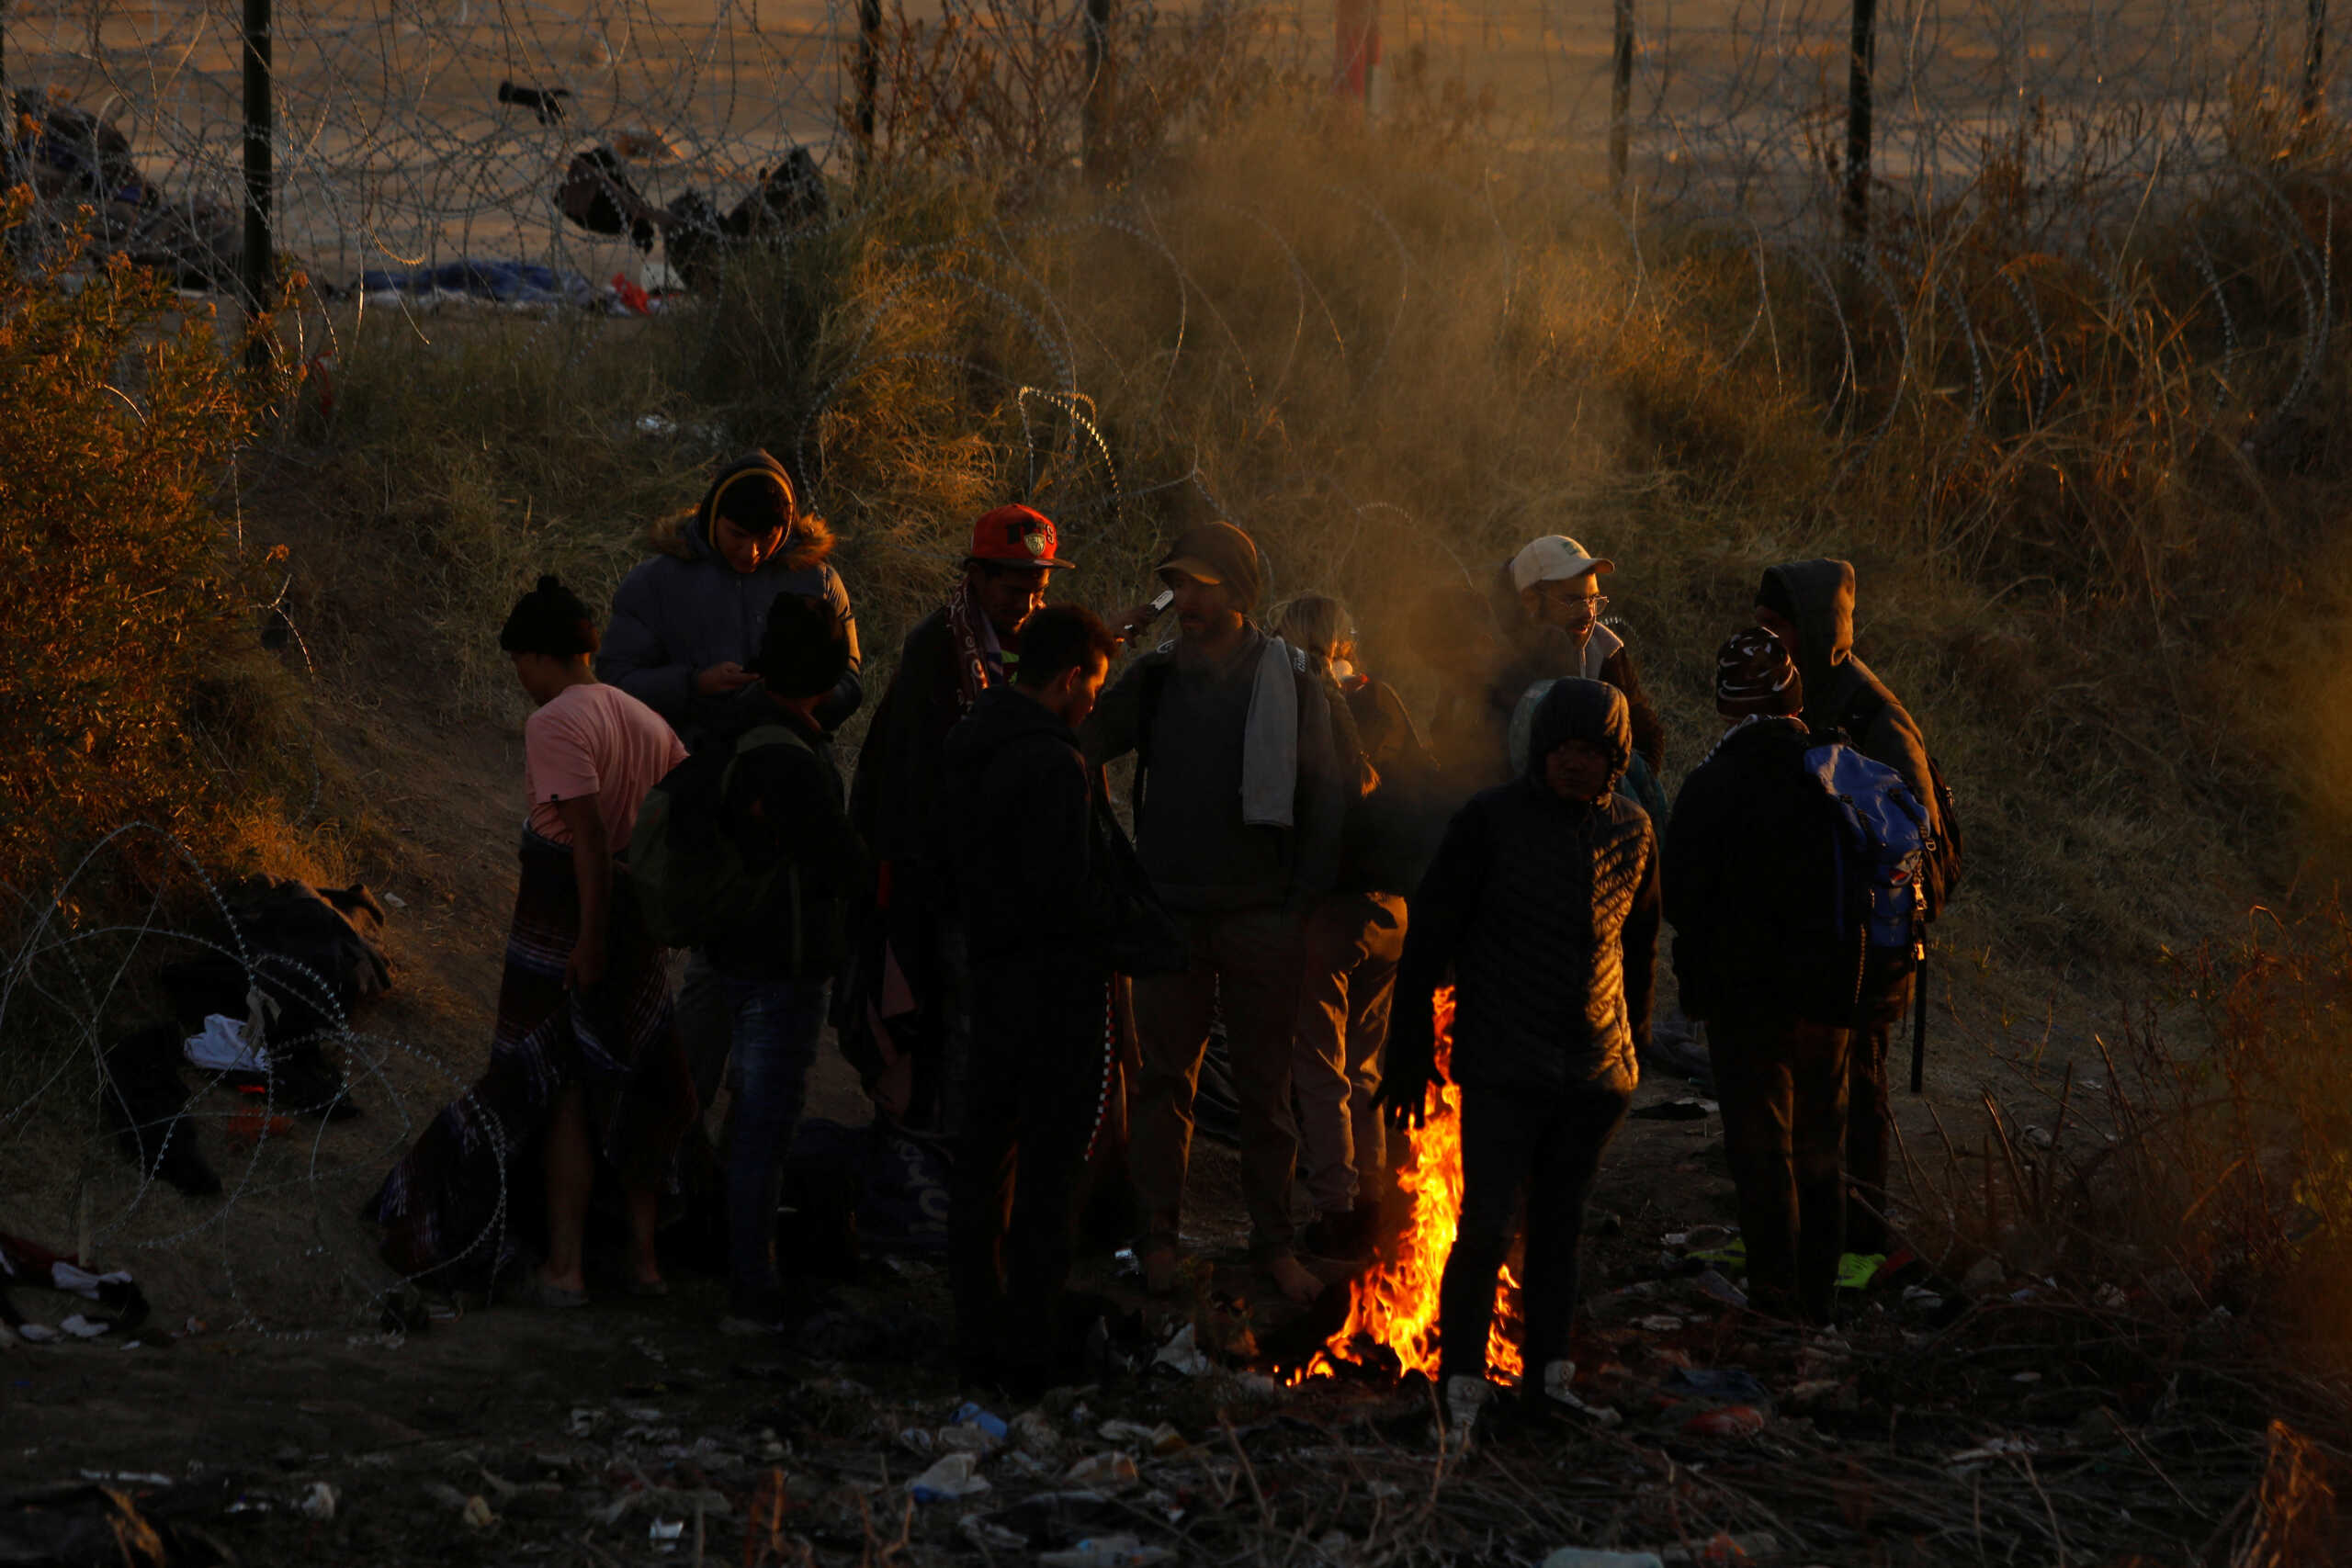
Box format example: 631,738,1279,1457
523,682,687,850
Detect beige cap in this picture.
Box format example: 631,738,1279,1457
1509,536,1615,593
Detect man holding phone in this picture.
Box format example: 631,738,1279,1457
1083,522,1350,1305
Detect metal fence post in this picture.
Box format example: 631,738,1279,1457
241,0,273,352
1082,0,1113,174
2305,0,2329,118
1610,0,1633,202
854,0,880,176
1843,0,1875,241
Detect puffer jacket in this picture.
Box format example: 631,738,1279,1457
1393,679,1660,1097
1759,558,1939,847
596,451,863,750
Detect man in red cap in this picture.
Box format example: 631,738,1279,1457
847,505,1073,1132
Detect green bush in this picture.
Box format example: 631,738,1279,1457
0,192,283,909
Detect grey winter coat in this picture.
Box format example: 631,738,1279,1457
597,455,862,750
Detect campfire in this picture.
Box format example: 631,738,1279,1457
1294,987,1523,1386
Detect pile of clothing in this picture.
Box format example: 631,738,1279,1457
103,878,393,1195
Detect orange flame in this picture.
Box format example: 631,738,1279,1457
1295,987,1523,1386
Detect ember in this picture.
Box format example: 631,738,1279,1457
1295,988,1522,1385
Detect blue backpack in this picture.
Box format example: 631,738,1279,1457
1804,739,1929,1010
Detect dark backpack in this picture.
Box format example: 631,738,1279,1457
623,723,810,952
1843,685,1964,918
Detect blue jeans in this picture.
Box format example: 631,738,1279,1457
717,975,829,1298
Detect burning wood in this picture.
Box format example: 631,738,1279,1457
1295,988,1523,1386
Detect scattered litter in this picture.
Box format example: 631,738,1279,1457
300,1482,338,1520
1541,1550,1666,1568
2010,1371,2042,1383
79,1470,174,1487
649,1517,684,1550
959,1512,1027,1551
1038,1534,1175,1565
936,1425,998,1456
1680,1405,1767,1438
1637,1315,1685,1333
1012,1409,1065,1457
1664,1368,1768,1402
1099,1419,1188,1454
379,891,407,908
907,1452,991,1503
566,1408,605,1437
1064,1452,1141,1489
184,1013,268,1074
459,1494,497,1529
1152,1324,1211,1377
899,1427,935,1456
1690,1270,1748,1308
953,1403,1010,1441
59,1314,108,1339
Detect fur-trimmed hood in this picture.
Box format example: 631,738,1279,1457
645,450,837,573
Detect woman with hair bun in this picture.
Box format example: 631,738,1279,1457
368,575,696,1309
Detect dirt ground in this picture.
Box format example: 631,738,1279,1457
0,577,2251,1564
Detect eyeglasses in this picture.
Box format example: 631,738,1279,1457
1541,586,1610,617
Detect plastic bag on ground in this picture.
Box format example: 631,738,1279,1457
906,1452,991,1503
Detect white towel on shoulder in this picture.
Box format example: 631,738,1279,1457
1241,637,1302,828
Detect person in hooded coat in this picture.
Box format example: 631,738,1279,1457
1385,678,1660,1442
598,452,863,758
598,452,863,1112
1664,628,1860,1324
1753,559,1951,1254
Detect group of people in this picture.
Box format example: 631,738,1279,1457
365,448,1959,1439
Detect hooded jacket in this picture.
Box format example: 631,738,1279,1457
1758,559,1939,846
1393,679,1660,1097
1487,559,1668,774
1662,716,1863,1026
597,452,863,750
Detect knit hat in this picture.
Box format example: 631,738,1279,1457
967,503,1072,570
752,592,851,699
1714,627,1803,719
701,452,797,539
498,574,599,659
1155,521,1262,611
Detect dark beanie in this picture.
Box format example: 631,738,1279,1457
499,574,599,659
1155,521,1263,612
704,454,796,537
1715,626,1803,719
753,592,851,699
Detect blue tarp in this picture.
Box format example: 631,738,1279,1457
357,260,596,307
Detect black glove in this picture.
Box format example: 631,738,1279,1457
1379,991,1442,1134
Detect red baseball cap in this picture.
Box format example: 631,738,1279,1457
966,503,1073,570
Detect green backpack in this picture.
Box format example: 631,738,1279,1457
622,723,808,953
